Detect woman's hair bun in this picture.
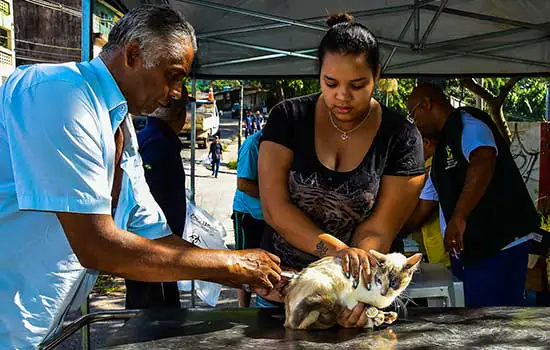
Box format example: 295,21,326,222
326,12,353,27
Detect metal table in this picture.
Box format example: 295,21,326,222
100,307,550,349
407,263,465,307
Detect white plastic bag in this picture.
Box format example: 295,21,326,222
201,155,212,170
178,195,228,307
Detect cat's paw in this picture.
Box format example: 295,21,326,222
373,311,385,327
365,306,379,318
383,311,398,325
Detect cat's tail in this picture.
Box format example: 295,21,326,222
285,294,340,330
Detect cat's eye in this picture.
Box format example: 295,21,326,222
375,276,382,286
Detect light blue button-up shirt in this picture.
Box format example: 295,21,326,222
0,57,171,349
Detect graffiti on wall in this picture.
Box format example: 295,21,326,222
510,122,541,204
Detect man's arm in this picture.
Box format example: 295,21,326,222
56,212,281,288
403,199,438,233
450,146,496,221
445,114,498,251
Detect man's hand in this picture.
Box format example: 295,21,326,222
337,303,370,328
225,249,282,290
254,267,298,302
444,215,466,254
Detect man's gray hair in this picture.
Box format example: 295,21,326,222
102,5,197,69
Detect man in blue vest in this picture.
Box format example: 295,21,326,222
407,83,540,307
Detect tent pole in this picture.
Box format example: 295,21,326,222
383,5,417,71
422,4,550,32
238,82,243,150
179,0,410,48
79,2,93,348
81,0,93,61
390,36,550,71
419,0,448,47
190,78,197,308
202,38,317,60
201,50,316,69
414,0,420,46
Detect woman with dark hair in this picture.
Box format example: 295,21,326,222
258,13,425,327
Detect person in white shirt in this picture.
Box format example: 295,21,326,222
0,5,280,349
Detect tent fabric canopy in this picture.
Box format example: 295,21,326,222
117,0,550,78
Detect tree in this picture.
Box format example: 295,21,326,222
459,77,520,144
374,78,416,114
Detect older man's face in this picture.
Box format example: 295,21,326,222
124,42,195,116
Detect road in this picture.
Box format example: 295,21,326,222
181,111,241,246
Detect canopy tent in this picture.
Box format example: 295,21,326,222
85,0,550,78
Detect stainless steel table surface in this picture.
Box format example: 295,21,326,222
101,307,550,349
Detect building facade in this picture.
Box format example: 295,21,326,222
0,0,15,85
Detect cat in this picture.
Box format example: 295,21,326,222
284,250,422,330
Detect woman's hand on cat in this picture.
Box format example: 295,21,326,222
337,303,371,328
337,248,374,289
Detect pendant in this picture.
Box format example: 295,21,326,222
341,132,349,141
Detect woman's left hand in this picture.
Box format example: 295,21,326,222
337,247,374,289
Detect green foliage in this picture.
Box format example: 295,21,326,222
93,273,124,294
505,79,548,122
445,78,548,122
187,77,548,122
374,79,417,114
226,159,238,170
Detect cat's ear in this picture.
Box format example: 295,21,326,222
404,253,422,271
369,250,386,265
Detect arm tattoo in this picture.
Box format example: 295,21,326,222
315,240,329,257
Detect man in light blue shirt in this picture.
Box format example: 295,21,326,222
0,6,281,349
232,129,266,307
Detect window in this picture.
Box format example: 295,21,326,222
0,51,11,66
0,28,10,50
0,0,10,16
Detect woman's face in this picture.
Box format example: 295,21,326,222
320,52,379,123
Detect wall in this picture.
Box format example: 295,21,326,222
0,0,15,83
509,121,550,214
14,0,81,65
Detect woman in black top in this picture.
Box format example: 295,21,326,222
258,13,425,326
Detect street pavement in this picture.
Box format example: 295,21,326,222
181,111,240,247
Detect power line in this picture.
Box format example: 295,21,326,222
15,47,80,59
20,0,81,17
16,39,81,51
16,55,60,63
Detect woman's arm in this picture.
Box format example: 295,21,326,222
259,141,349,257
352,174,425,252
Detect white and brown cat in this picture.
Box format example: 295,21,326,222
284,250,422,330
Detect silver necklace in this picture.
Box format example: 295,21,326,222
328,106,372,141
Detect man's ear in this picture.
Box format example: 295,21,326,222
124,41,142,69
374,64,381,83
423,97,432,111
